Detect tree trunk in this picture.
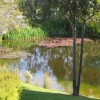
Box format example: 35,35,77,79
77,20,85,95
72,24,77,96
72,0,77,96
48,0,51,19
34,4,36,21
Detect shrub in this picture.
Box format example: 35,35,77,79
0,70,22,100
42,17,71,37
74,21,100,39
85,22,100,39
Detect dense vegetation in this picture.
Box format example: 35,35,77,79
0,0,100,99
2,26,45,40
0,70,22,100
1,0,100,40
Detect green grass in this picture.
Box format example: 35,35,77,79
21,90,99,100
2,26,46,40
58,80,100,99
22,83,66,94
20,83,100,100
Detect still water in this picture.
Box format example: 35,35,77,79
0,40,100,98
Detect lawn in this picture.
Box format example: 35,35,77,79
20,83,99,100
21,90,98,100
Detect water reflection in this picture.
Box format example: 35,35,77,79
19,47,72,92
0,40,100,98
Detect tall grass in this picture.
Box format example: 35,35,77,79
2,26,46,40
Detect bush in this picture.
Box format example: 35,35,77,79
2,26,45,40
74,22,100,39
0,70,22,100
42,17,71,37
85,22,100,39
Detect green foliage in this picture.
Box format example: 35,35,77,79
73,21,100,38
2,26,45,40
42,18,71,37
0,0,27,36
85,12,100,38
91,22,100,34
1,0,100,39
85,23,100,38
0,70,22,100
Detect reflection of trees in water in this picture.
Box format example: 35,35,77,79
18,46,73,91
48,48,73,80
6,44,99,86
81,42,100,85
82,67,100,85
0,59,20,72
83,42,100,69
25,47,73,80
44,71,52,89
1,41,100,90
25,70,32,83
2,40,34,50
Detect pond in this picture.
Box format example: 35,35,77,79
0,40,100,98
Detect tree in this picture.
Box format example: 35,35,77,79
18,0,99,95
59,0,99,96
76,0,99,95
71,0,77,96
66,0,99,96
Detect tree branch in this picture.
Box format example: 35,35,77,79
85,14,95,21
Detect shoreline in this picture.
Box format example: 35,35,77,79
39,38,93,48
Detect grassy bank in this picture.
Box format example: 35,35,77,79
21,90,98,100
21,83,99,100
0,69,99,100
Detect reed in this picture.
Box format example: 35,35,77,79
2,26,46,40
